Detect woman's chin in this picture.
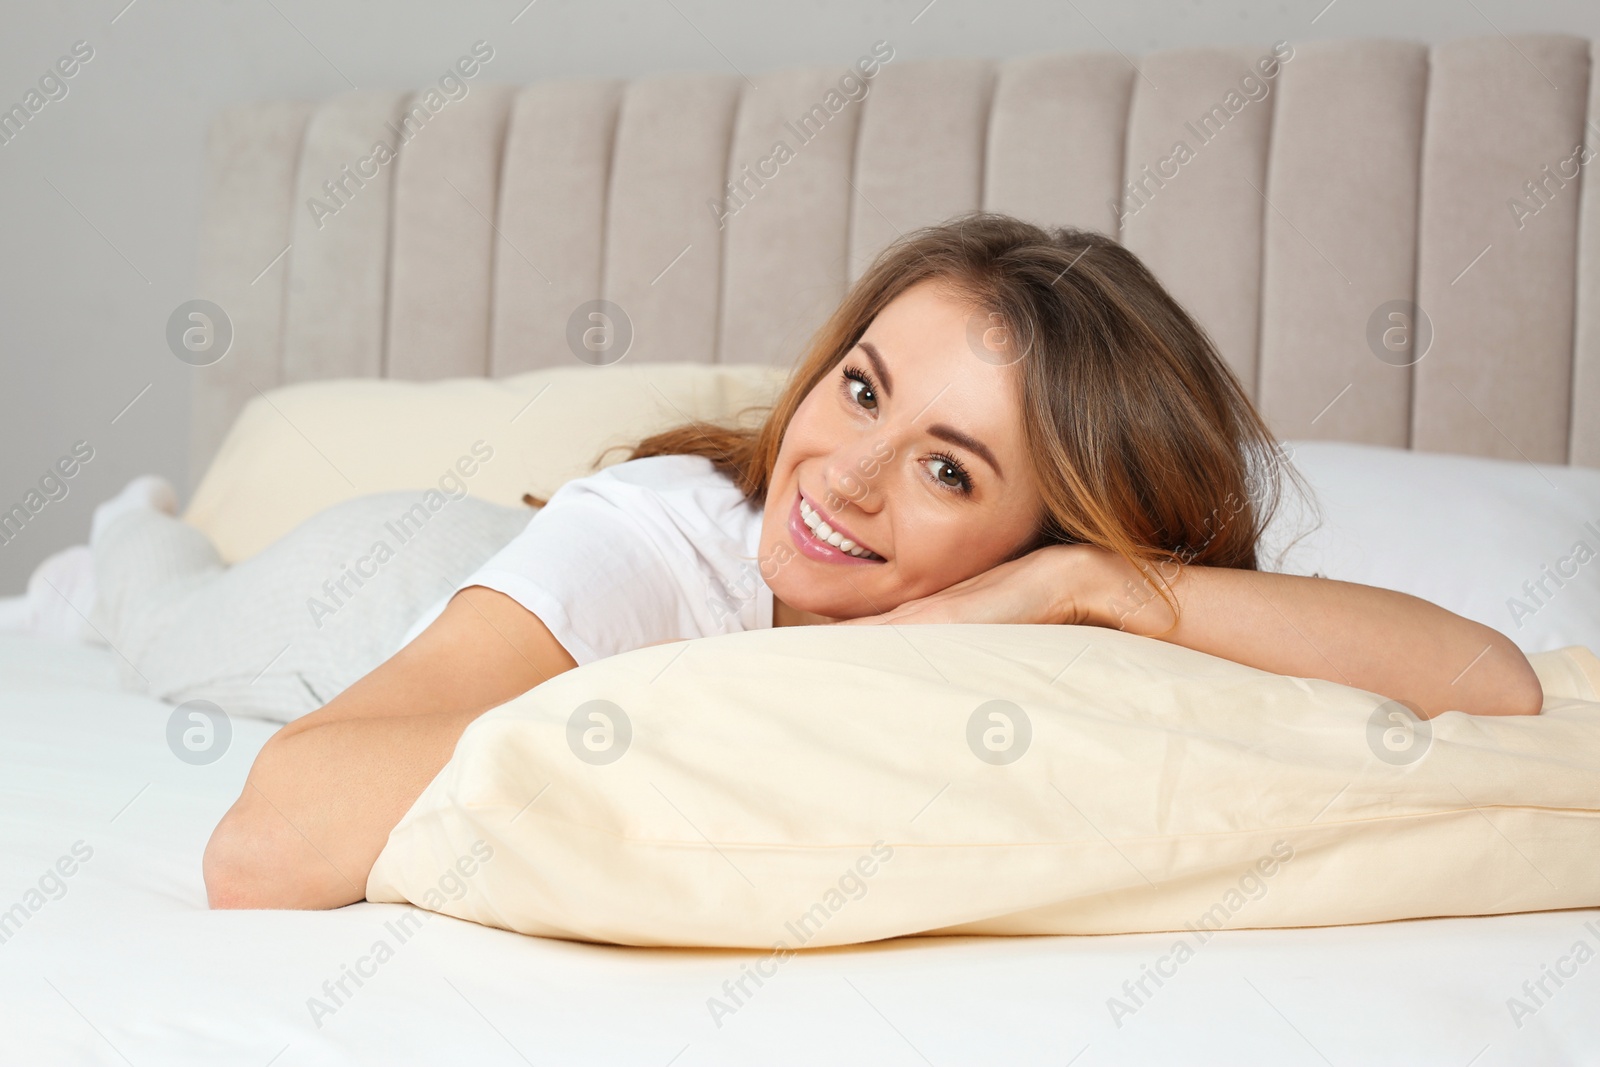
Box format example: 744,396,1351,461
768,581,857,623
771,584,901,624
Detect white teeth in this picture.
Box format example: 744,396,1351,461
799,497,881,559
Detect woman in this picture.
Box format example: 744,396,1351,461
203,212,1542,911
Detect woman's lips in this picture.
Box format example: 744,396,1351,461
788,491,885,565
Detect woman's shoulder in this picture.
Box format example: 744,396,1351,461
547,453,756,526
590,453,723,489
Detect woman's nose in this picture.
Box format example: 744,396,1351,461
822,438,892,512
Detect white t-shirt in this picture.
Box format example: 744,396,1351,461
393,454,774,665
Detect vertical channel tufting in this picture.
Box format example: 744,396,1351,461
191,99,314,486
192,38,1600,480
1255,40,1427,446
1413,36,1590,462
984,52,1134,235
602,74,741,366
1567,41,1600,466
1120,45,1282,395
489,81,623,376
717,67,864,368
280,91,411,386
384,84,518,380
848,59,994,282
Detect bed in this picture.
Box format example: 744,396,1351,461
7,632,1597,1064
10,30,1600,1065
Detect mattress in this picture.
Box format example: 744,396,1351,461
2,632,1595,1066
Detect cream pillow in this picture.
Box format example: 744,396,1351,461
367,623,1600,948
184,362,790,563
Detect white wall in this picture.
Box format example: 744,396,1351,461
2,0,1597,593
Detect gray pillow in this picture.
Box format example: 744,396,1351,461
108,492,533,722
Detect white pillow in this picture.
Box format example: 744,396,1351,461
100,493,532,722
1264,441,1600,654
184,362,789,563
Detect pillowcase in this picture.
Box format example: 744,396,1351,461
100,493,532,723
1264,440,1600,654
184,362,789,563
366,622,1600,948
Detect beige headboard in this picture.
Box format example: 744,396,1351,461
191,34,1600,482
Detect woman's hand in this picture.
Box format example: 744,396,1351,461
833,543,1102,627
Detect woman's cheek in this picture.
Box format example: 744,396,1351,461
925,525,1005,585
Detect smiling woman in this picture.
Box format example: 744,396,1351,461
202,211,1543,914
626,214,1289,625
551,212,1542,715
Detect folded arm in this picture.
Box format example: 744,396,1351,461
1073,548,1542,718
202,586,578,910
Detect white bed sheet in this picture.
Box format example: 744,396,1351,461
2,632,1596,1067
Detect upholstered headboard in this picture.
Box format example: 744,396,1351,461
192,34,1600,482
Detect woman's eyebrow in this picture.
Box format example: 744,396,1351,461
857,341,894,398
928,423,1003,480
857,341,1004,480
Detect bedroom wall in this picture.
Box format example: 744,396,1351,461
2,0,1598,595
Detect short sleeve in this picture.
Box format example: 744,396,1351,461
390,454,769,666
455,487,696,665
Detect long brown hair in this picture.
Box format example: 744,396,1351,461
531,212,1306,622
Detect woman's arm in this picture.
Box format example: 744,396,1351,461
1074,548,1542,718
202,586,578,910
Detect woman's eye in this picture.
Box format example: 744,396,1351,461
842,366,878,411
924,455,971,493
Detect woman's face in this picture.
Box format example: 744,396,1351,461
759,278,1047,621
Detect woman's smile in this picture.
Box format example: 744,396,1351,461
787,488,886,564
